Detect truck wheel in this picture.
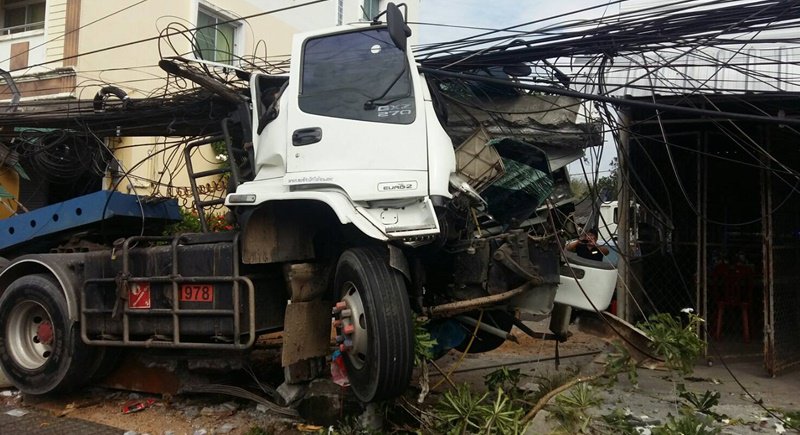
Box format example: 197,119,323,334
455,310,514,353
0,274,93,395
334,247,413,402
87,348,121,382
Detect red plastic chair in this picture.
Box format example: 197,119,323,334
713,262,753,343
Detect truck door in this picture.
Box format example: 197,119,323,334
284,26,428,202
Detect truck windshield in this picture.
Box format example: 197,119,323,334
299,28,415,124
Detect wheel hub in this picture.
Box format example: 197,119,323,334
6,301,54,370
37,321,54,345
336,282,369,370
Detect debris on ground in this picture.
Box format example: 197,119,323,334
121,398,156,414
5,408,28,417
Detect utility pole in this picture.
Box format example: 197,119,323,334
616,108,631,322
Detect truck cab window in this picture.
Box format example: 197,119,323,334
299,28,415,124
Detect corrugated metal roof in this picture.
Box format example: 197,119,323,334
599,45,800,97
596,0,800,96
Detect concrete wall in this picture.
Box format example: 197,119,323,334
1,0,420,211
75,0,297,99
70,0,299,200
0,0,55,75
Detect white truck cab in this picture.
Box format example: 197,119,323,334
0,3,604,405
231,20,454,241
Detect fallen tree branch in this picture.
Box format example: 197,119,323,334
430,359,456,389
521,374,601,425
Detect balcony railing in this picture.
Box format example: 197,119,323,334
0,21,44,36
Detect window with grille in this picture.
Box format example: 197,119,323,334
195,9,236,64
2,0,45,35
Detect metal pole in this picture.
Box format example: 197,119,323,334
616,109,631,322
761,126,775,375
698,131,707,347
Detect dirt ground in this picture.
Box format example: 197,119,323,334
0,320,605,434
2,319,795,434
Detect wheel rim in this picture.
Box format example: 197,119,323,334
339,281,369,370
6,301,55,370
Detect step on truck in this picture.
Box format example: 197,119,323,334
0,3,609,403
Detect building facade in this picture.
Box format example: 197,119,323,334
0,0,300,215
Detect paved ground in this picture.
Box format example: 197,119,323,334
0,320,797,434
524,351,800,434
0,405,122,434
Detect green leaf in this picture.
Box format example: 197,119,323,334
0,184,14,199
413,316,437,366
12,162,29,180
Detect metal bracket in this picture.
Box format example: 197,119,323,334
493,243,543,285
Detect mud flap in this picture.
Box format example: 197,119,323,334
281,299,331,386
281,263,331,383
282,301,331,368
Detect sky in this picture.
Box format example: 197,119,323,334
417,0,621,45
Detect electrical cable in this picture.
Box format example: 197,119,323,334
12,0,329,73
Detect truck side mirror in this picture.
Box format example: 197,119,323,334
386,3,411,51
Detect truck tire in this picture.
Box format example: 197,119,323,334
455,310,514,354
0,274,94,395
334,247,413,402
87,347,121,382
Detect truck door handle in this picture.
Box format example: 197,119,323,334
292,127,322,146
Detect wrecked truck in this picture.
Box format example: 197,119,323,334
0,4,606,403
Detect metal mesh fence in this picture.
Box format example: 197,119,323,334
631,238,764,358
768,165,800,374
770,245,800,372
628,241,696,323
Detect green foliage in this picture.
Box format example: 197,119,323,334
591,157,619,201
547,383,603,433
782,410,800,430
482,388,525,434
0,159,32,205
638,311,705,376
163,207,233,235
528,369,576,403
206,213,234,231
652,413,720,435
12,162,29,180
434,384,527,435
243,426,271,435
570,177,589,200
603,340,639,386
483,368,527,400
677,384,723,420
0,184,12,199
163,207,202,234
210,140,228,157
414,316,437,366
594,175,617,201
571,157,618,201
599,408,638,435
331,414,379,435
435,384,490,434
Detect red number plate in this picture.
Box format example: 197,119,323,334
180,284,214,302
